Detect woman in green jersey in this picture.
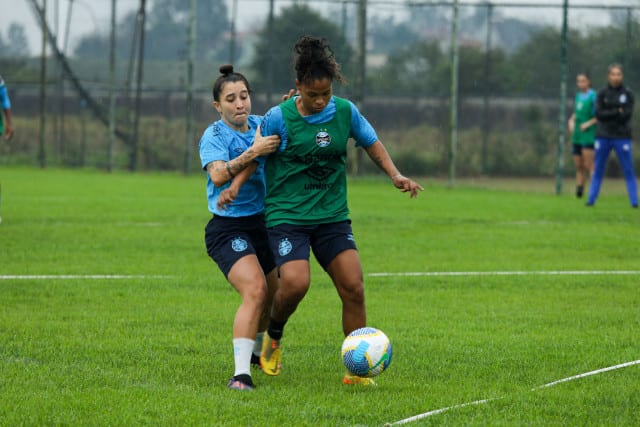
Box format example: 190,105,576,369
568,72,597,198
258,36,423,385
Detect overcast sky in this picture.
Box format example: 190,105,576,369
0,0,634,56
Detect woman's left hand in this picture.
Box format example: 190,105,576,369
217,185,239,210
392,174,424,198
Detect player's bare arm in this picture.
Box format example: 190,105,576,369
3,108,13,140
364,140,424,198
207,127,280,187
217,162,258,210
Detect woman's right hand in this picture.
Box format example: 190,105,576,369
251,125,281,156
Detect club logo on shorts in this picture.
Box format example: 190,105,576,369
347,233,355,242
231,237,248,252
278,238,293,256
316,130,331,147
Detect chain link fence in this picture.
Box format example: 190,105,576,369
1,0,639,181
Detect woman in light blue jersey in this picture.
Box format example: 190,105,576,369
198,64,282,391
0,75,14,224
0,75,14,141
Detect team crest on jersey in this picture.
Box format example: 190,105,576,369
278,238,293,256
231,237,248,252
316,130,331,147
620,94,627,104
576,101,583,109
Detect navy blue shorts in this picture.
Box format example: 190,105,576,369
572,143,594,155
205,214,276,278
267,220,358,270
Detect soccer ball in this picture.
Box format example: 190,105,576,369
341,327,392,377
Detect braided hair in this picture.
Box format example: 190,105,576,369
212,64,251,102
293,36,345,85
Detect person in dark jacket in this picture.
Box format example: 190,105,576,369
586,64,638,207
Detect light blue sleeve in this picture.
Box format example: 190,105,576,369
198,123,230,170
348,101,378,148
0,84,11,110
260,106,288,153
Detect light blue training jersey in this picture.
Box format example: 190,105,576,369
260,96,379,152
0,76,11,109
199,115,266,217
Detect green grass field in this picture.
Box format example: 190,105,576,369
1,167,639,426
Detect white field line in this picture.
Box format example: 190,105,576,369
369,270,640,277
385,359,640,426
0,275,171,280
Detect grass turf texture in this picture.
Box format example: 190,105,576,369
1,167,639,426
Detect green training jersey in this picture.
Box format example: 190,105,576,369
572,89,596,145
264,97,352,227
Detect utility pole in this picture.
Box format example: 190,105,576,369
185,0,196,175
130,0,146,171
448,0,459,187
555,0,568,195
54,0,62,161
229,0,237,64
61,0,75,163
624,8,632,75
355,0,367,175
266,0,275,105
108,0,117,172
39,0,48,168
481,2,493,175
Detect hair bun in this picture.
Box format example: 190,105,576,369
219,64,234,76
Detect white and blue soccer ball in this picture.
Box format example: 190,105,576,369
341,327,392,377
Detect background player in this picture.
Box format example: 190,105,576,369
0,75,15,224
586,64,638,208
568,72,597,198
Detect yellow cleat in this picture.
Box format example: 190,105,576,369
260,334,281,376
342,373,376,386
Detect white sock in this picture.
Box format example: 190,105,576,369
233,338,255,377
253,332,264,357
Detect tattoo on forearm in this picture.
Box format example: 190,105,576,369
227,148,255,177
207,147,258,181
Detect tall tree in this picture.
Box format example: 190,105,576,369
145,0,228,61
3,23,31,57
251,4,353,95
75,0,229,62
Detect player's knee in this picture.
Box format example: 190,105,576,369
340,280,365,305
282,280,310,303
245,282,267,306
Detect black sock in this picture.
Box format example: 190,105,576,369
267,318,286,341
233,373,253,386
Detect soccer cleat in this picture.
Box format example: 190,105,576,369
260,335,281,376
576,186,584,198
342,373,376,386
227,375,255,391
